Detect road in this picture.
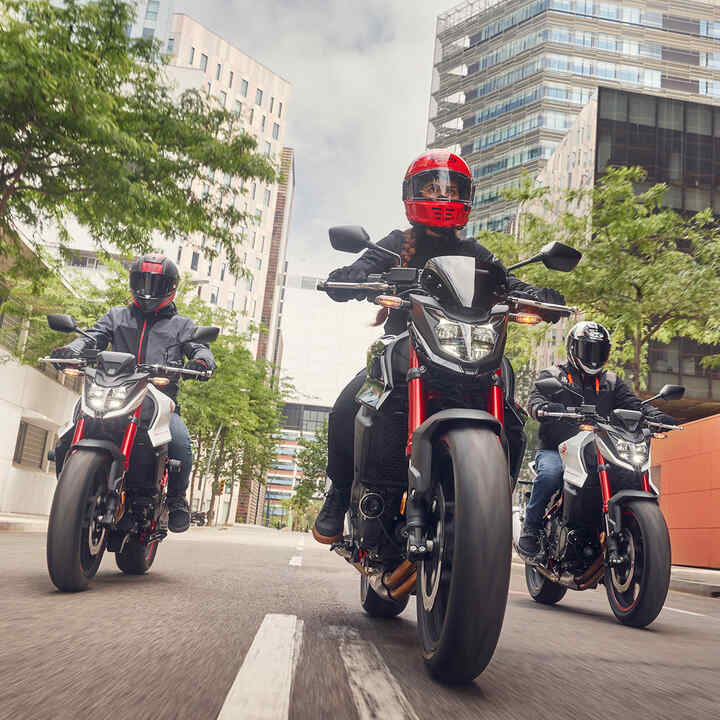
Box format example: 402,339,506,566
0,526,718,720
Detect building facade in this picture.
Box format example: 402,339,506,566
429,0,720,235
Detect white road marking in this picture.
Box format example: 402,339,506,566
296,536,305,551
289,555,303,567
217,613,301,720
332,626,421,720
663,606,708,618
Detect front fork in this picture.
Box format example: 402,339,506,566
596,446,629,568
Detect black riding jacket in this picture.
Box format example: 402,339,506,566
344,229,539,335
529,363,673,449
66,303,216,404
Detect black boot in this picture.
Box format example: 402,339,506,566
167,496,190,533
312,485,350,545
517,526,544,562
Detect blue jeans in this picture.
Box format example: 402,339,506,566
524,449,564,531
168,412,193,499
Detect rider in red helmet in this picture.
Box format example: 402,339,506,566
313,151,566,544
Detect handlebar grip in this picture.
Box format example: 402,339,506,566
316,280,327,292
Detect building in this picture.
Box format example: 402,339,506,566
527,86,720,420
428,0,720,235
234,402,331,526
127,0,175,48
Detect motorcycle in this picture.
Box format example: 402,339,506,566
40,313,218,592
190,511,207,526
519,377,684,627
318,226,581,683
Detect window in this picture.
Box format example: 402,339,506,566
248,275,254,291
13,421,49,468
261,115,266,132
252,299,257,317
210,286,219,305
223,172,231,186
264,189,271,207
251,231,257,248
255,88,263,106
200,53,208,71
229,71,234,88
207,261,212,277
220,263,226,281
216,63,222,80
219,90,227,108
272,123,280,140
145,0,159,20
270,97,275,113
206,81,211,98
142,27,154,40
260,236,266,252
235,100,242,115
167,37,175,53
241,78,248,97
256,258,262,271
176,246,182,263
227,291,235,310
252,183,257,200
202,182,210,198
189,46,195,64
278,102,283,118
191,251,199,270
264,141,271,156
249,108,254,124
243,295,249,312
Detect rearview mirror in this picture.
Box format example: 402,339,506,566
191,326,220,344
47,314,77,333
539,242,582,272
659,384,685,401
535,377,565,397
329,226,372,253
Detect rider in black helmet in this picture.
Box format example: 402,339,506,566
50,254,216,532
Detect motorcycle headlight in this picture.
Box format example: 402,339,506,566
434,317,498,363
85,382,134,413
611,435,649,466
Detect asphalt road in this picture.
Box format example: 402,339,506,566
1,526,718,720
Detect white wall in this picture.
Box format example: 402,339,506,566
0,355,79,515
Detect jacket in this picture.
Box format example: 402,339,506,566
66,303,217,405
344,228,539,335
528,363,673,450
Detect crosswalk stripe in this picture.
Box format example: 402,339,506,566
217,614,301,720
332,626,421,720
289,555,303,567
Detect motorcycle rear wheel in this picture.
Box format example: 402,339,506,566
525,563,567,604
416,427,511,684
605,500,670,628
116,536,159,575
47,450,109,592
360,574,408,618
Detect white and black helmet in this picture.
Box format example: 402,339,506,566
566,321,610,376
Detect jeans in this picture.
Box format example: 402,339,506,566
55,412,193,499
523,449,564,531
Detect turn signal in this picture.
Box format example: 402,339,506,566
151,377,171,386
374,295,408,309
580,424,595,431
62,367,83,377
510,313,542,325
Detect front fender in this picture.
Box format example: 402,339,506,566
607,490,659,534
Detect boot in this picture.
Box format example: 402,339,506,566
517,526,544,562
312,485,350,544
167,496,190,533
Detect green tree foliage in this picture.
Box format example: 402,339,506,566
0,0,274,283
479,167,720,391
292,420,329,522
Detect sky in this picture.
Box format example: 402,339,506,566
173,0,460,401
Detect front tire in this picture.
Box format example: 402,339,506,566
605,501,670,628
360,574,408,618
47,450,109,592
525,564,567,604
416,427,511,684
116,537,159,575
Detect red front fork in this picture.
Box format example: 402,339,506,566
488,368,505,427
596,447,612,512
71,417,85,445
120,406,143,469
406,345,427,456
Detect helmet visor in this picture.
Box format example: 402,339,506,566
404,170,472,205
130,271,175,299
574,337,610,370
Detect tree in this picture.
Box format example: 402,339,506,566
0,0,275,283
481,167,720,391
292,420,329,527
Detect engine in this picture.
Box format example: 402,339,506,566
349,482,405,563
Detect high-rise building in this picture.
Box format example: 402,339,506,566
428,0,720,235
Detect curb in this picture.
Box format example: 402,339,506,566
0,521,47,532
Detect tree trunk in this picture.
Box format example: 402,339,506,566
633,330,642,393
188,435,204,511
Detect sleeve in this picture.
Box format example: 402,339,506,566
472,242,536,295
183,319,217,371
612,377,644,412
66,310,114,352
528,368,554,419
342,230,404,276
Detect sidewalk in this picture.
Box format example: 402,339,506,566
511,551,720,598
0,513,48,532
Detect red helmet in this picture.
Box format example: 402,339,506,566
402,151,473,229
129,253,179,314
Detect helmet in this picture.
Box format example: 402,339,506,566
129,254,179,314
566,321,611,376
402,151,473,229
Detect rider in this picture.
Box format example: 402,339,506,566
50,254,216,533
313,150,566,544
517,320,677,560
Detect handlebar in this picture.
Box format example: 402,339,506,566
536,407,683,431
536,410,583,419
316,280,392,293
38,357,211,379
507,296,577,316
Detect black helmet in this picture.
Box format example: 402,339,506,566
129,254,179,314
566,321,610,376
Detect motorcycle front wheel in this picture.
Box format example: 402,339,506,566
416,427,512,684
604,500,671,628
47,449,109,592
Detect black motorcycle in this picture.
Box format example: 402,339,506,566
520,378,684,627
41,313,217,592
190,511,207,526
318,226,580,683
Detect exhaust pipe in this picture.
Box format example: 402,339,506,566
384,560,415,590
333,546,417,601
389,571,416,600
